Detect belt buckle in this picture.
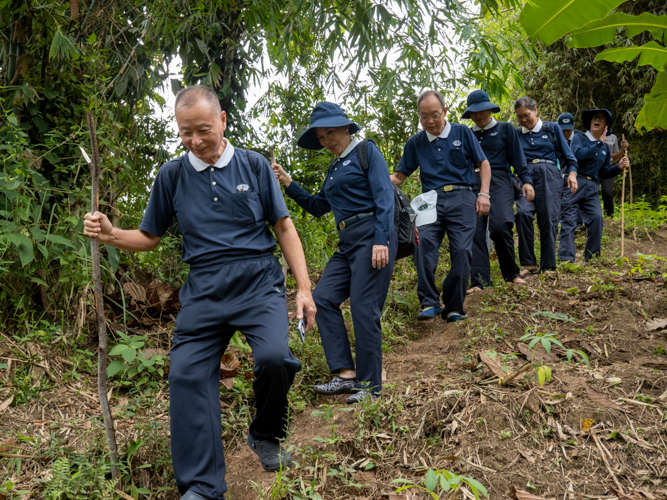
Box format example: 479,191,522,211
444,185,453,192
532,159,540,164
339,220,346,230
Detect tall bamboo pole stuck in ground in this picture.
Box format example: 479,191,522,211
85,111,121,482
272,149,288,287
620,134,628,258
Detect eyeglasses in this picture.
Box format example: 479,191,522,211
419,110,445,122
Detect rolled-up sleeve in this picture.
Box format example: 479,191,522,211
284,179,331,217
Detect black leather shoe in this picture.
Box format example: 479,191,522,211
181,491,214,500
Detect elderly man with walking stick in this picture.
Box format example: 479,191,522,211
83,85,316,500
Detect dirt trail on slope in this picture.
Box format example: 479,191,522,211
227,222,667,500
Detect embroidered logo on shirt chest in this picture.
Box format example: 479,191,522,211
452,140,462,147
490,132,498,136
236,184,249,192
542,135,548,139
343,160,351,165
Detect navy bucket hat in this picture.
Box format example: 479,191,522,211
297,102,361,150
557,112,575,130
461,90,501,120
582,108,613,135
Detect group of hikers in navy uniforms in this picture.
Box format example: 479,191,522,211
82,85,630,500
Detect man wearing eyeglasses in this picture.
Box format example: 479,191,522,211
391,90,490,323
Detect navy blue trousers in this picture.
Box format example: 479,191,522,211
558,177,604,262
516,162,562,271
169,254,300,500
415,189,476,317
600,177,615,217
313,216,397,395
470,170,520,288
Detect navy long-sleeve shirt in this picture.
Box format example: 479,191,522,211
472,120,532,185
397,122,487,192
570,132,622,180
284,139,395,246
518,120,578,173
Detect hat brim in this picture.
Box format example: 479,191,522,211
461,102,501,120
582,109,613,135
297,118,361,150
559,122,575,131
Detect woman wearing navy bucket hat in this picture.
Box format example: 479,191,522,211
558,108,629,263
462,90,535,293
272,102,397,403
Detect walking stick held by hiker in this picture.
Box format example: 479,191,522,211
620,134,628,258
272,148,288,287
83,111,121,482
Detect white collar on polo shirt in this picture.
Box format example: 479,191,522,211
521,118,543,134
426,121,452,142
585,131,600,142
188,139,235,172
472,118,498,132
340,137,360,158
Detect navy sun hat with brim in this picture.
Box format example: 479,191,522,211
557,112,575,130
582,108,613,135
461,90,501,120
297,102,361,150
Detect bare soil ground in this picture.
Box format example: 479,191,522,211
2,220,667,500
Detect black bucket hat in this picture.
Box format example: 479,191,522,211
297,102,361,150
461,90,501,120
557,112,575,130
582,108,613,135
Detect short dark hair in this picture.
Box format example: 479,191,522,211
514,96,537,111
417,90,447,110
175,85,222,114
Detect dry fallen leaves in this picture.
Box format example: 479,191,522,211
479,352,506,379
585,385,629,413
0,394,14,412
509,485,556,500
645,318,667,332
220,353,241,391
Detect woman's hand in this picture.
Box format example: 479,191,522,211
618,157,630,170
522,183,535,202
272,163,292,187
372,245,389,269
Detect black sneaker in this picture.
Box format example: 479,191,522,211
313,376,356,395
346,390,378,404
247,434,292,472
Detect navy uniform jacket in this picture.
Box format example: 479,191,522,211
570,132,622,181
397,122,487,192
139,146,289,265
518,120,578,173
285,139,394,246
472,120,531,185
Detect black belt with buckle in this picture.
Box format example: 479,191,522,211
578,174,596,181
442,185,473,192
337,212,374,231
530,159,556,165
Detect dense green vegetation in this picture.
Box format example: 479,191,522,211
1,0,667,498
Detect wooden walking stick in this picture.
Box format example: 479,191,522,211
624,134,632,205
620,134,627,258
83,111,121,482
272,148,288,287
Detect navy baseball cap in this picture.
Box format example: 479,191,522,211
461,90,501,120
557,112,575,130
297,102,361,150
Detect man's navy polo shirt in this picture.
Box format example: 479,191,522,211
397,122,486,192
518,119,578,173
570,131,621,181
471,120,532,185
139,145,289,265
284,139,394,246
